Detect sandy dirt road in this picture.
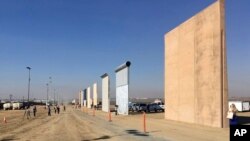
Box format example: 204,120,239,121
2,106,246,141
1,106,250,141
0,107,165,141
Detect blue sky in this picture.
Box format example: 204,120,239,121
0,0,249,101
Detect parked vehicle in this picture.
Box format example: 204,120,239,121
22,102,30,109
228,101,250,112
128,102,136,111
146,103,164,113
3,103,13,110
156,102,165,110
12,102,24,110
0,103,4,110
134,103,147,112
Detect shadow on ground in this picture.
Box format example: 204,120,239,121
82,135,111,141
0,136,20,141
81,129,150,141
125,129,149,136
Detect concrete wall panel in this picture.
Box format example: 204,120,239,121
116,68,128,87
165,0,228,128
87,87,91,108
80,90,83,107
102,76,110,112
116,85,129,115
83,89,87,107
115,62,130,115
93,83,98,106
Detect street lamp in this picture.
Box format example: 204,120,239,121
54,88,56,105
26,67,31,106
46,83,49,105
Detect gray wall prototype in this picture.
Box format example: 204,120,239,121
115,62,130,115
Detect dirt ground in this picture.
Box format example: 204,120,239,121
0,106,249,141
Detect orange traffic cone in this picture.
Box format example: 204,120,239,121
3,116,7,123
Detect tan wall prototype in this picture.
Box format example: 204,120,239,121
165,0,228,128
78,91,81,105
93,83,98,106
87,87,91,108
102,76,110,112
80,90,83,107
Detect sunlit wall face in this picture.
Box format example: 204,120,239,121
87,87,91,108
93,83,98,106
116,66,130,115
102,76,110,112
165,0,228,128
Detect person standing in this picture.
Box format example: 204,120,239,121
54,106,57,114
63,105,66,111
48,105,51,116
23,106,27,119
27,107,31,119
227,103,238,125
33,105,37,117
57,105,60,114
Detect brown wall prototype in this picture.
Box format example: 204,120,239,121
164,0,228,128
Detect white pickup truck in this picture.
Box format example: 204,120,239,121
3,103,13,110
12,102,23,110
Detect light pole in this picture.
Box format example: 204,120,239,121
46,83,49,105
49,76,52,105
9,94,12,102
26,67,31,105
54,88,56,105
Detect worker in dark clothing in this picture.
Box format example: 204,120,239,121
57,105,60,114
63,105,66,111
54,106,57,114
33,105,37,117
48,106,51,116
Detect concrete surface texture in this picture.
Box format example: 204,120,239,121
102,75,110,112
93,83,98,106
164,0,228,128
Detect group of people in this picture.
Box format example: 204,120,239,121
24,103,238,125
23,104,67,119
24,105,37,119
47,105,66,116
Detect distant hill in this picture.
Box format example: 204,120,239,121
229,97,250,101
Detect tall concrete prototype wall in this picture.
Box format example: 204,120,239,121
115,61,131,115
80,90,83,107
101,73,110,112
165,0,228,128
78,91,81,105
93,83,98,106
83,89,87,107
87,87,91,108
